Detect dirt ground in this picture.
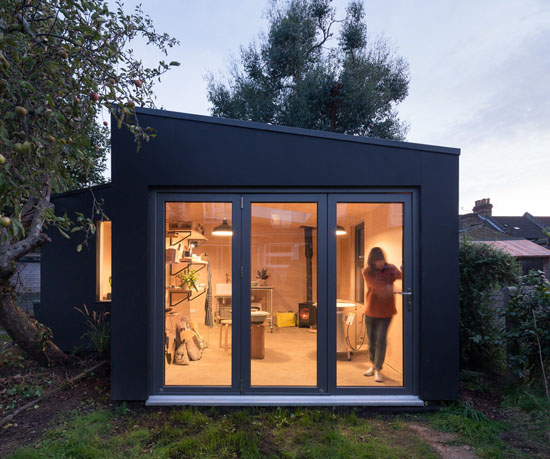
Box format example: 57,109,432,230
0,364,472,459
0,358,110,457
1,336,548,458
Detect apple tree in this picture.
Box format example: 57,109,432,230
0,0,179,365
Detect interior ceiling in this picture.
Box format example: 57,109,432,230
338,203,402,227
166,202,318,229
166,202,231,225
165,202,402,229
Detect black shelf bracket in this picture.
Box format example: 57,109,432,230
168,230,192,247
169,290,190,307
188,289,206,302
169,288,206,307
169,261,207,277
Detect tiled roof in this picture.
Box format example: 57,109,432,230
459,213,483,230
476,239,550,258
489,216,547,240
459,224,518,241
534,216,550,228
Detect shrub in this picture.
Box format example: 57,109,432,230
459,240,519,373
74,304,110,355
504,271,550,391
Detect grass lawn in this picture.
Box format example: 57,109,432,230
9,406,436,459
3,329,549,458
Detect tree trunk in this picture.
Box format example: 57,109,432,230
0,282,70,366
0,181,70,366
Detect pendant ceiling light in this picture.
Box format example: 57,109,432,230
336,225,347,236
212,218,233,236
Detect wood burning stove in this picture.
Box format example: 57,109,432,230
298,302,317,328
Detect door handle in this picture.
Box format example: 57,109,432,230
394,290,413,312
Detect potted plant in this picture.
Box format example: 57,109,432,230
177,269,199,292
256,268,269,286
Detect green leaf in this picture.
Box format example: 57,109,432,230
58,228,70,239
169,61,180,66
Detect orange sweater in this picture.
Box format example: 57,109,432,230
362,264,402,318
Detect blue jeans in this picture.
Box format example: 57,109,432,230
365,315,392,370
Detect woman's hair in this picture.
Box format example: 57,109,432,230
366,247,386,274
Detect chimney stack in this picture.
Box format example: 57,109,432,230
472,198,493,217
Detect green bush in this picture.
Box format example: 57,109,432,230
459,240,519,373
74,304,111,355
504,271,550,385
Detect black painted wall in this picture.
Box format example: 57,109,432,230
41,184,112,352
41,108,459,401
107,108,459,401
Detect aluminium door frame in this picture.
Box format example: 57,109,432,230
327,193,417,396
149,188,419,398
242,194,328,394
150,192,242,396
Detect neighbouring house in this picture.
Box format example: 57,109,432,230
11,253,41,316
460,199,550,276
40,108,460,406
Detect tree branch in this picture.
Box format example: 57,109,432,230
16,13,47,48
0,181,52,279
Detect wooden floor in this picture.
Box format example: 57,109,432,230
165,326,403,388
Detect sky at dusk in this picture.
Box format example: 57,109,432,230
108,0,550,216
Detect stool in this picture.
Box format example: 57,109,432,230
250,323,265,359
219,319,232,350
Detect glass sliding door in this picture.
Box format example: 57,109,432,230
164,201,233,386
247,199,324,388
334,201,408,388
156,192,414,396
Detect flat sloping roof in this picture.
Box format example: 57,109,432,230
476,239,550,258
134,108,461,156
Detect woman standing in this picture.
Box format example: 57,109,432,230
362,247,402,382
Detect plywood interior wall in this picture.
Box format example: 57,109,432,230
165,202,233,331
337,203,403,374
164,202,403,377
251,203,318,322
98,221,112,301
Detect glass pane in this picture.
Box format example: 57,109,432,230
250,202,317,387
336,203,404,387
164,202,232,386
96,221,112,302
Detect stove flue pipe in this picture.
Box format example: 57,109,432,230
302,226,314,303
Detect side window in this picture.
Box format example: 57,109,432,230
96,221,112,301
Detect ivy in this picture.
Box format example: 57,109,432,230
459,240,519,373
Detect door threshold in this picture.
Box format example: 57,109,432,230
146,395,424,407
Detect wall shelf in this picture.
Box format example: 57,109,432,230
167,230,207,248
168,260,208,276
168,287,206,307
